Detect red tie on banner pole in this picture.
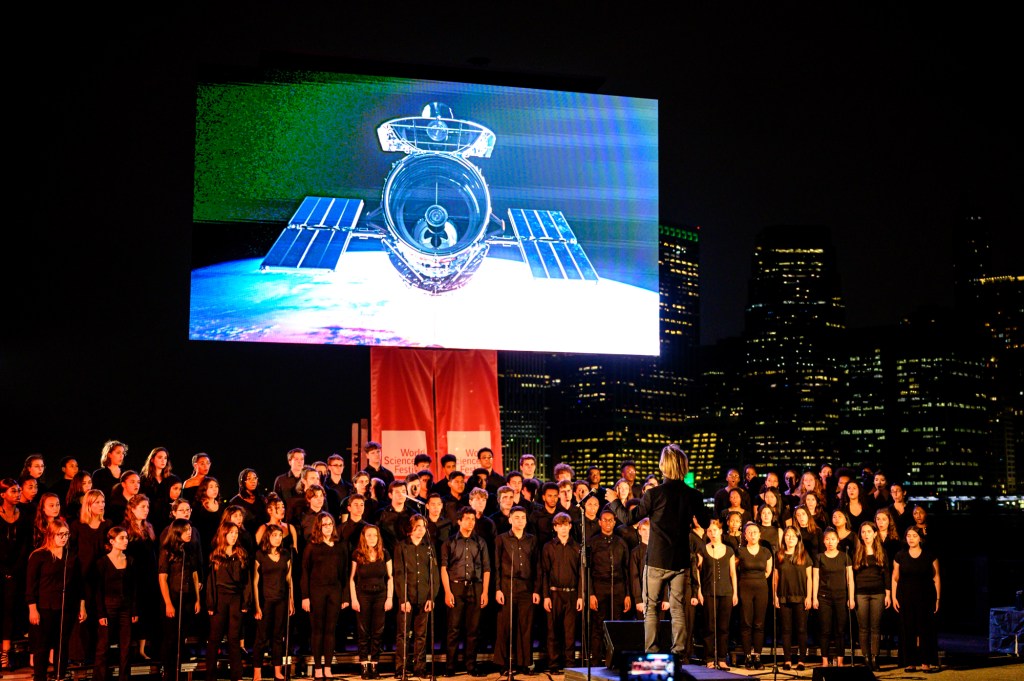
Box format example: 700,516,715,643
370,347,501,480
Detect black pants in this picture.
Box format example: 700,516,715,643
899,596,938,666
162,590,197,681
546,590,577,669
493,588,534,669
817,595,848,659
30,606,74,681
589,588,628,665
702,595,732,665
778,602,809,660
0,573,19,641
207,593,244,681
355,587,387,662
683,582,698,659
739,578,768,656
95,599,133,681
253,599,288,670
395,603,429,674
69,612,98,664
308,587,342,669
446,582,482,672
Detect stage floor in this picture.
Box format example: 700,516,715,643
565,663,739,681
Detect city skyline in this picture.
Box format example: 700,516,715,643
8,5,1021,482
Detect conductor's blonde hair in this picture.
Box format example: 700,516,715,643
658,444,689,481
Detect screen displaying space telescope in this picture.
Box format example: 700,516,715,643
189,69,660,355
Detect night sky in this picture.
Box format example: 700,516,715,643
6,5,1019,461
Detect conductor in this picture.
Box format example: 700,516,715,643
605,444,710,655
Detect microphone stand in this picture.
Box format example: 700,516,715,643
177,546,186,681
426,544,436,681
284,557,293,681
748,543,797,681
57,542,70,681
708,547,719,669
608,541,615,671
846,545,855,669
401,546,408,681
500,539,516,681
574,497,592,681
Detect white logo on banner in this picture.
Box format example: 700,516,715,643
447,431,493,474
381,430,427,477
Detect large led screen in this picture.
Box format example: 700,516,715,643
190,69,659,355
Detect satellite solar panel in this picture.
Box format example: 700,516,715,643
539,241,564,277
261,230,301,268
280,229,315,267
301,198,327,227
321,198,356,229
263,197,367,270
290,196,321,227
300,229,331,268
567,241,599,280
506,208,599,281
318,229,351,269
552,242,582,280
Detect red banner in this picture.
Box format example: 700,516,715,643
370,348,500,479
435,349,502,476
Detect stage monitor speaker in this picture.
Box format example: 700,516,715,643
602,620,673,670
811,667,876,681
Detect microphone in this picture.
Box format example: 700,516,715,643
574,488,602,508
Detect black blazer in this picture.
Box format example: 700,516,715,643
609,478,710,571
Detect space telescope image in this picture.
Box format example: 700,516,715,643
189,72,660,354
260,102,599,295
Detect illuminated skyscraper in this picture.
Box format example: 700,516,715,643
685,338,745,495
953,213,1023,492
742,225,845,471
498,352,553,478
890,313,991,494
546,224,701,483
839,326,898,468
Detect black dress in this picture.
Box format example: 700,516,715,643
736,545,770,658
698,544,735,663
815,551,851,659
191,503,222,567
894,548,939,667
253,548,292,670
125,529,159,645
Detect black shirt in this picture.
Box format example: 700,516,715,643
27,548,81,610
93,554,136,616
540,538,581,595
441,532,490,584
609,478,711,571
206,551,251,609
352,550,391,593
158,544,199,596
364,464,395,488
494,531,538,595
698,544,735,599
301,541,350,596
528,506,559,548
394,540,439,605
254,548,292,602
587,532,629,592
273,472,301,503
815,551,851,599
